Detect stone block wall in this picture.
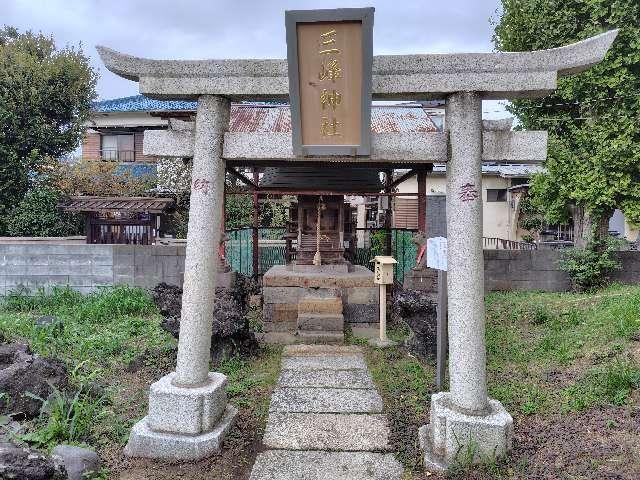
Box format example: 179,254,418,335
2,242,639,297
261,265,380,332
404,249,640,293
0,243,185,296
483,250,570,292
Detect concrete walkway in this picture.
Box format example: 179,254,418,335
249,345,404,480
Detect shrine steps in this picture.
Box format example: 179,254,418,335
297,293,345,344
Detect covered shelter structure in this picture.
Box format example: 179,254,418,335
60,196,175,245
96,25,616,472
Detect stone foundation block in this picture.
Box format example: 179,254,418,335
419,392,513,471
346,286,379,305
263,320,297,333
146,372,228,435
264,303,298,323
263,286,301,304
343,304,379,324
298,297,343,314
297,313,344,331
124,405,237,461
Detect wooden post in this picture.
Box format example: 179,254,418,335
252,168,259,279
436,269,448,391
379,284,387,342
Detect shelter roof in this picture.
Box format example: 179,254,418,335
60,196,174,213
259,167,382,192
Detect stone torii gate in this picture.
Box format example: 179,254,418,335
97,29,617,468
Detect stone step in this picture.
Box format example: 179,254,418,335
281,354,367,371
263,413,392,451
269,387,383,414
298,296,343,315
297,330,344,344
249,450,404,480
297,313,344,331
278,368,374,389
282,344,362,357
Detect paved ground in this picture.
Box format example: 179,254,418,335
249,345,404,480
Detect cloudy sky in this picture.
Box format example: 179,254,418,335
3,0,508,117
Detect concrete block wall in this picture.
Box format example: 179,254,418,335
0,244,115,296
405,249,640,293
484,250,571,292
1,242,638,296
0,243,185,296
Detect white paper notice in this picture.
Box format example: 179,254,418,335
427,236,448,271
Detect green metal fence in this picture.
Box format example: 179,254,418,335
224,227,418,284
350,228,418,285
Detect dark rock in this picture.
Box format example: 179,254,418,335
34,316,58,328
152,275,259,364
393,289,438,360
0,344,68,420
0,343,30,369
51,445,100,480
0,442,66,480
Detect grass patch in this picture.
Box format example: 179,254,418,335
0,286,174,373
219,347,281,416
362,284,640,478
0,286,281,477
485,284,640,414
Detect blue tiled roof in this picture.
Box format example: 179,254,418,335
115,163,157,178
92,95,197,113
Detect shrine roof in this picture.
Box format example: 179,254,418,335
60,196,175,213
259,166,383,192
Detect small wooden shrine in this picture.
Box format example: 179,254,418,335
258,166,381,266
60,196,175,245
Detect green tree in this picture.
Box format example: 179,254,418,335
6,183,82,237
0,26,97,234
494,0,640,246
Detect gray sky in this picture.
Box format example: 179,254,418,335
3,0,508,117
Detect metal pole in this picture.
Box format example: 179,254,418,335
252,168,259,279
436,269,448,391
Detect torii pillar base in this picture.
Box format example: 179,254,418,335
418,392,513,471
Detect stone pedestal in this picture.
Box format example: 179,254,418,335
125,373,238,460
418,393,513,471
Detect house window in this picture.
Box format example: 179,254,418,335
511,177,528,187
101,134,135,162
487,189,507,202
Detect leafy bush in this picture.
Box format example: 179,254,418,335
370,230,387,257
559,236,622,292
54,158,155,197
5,184,82,237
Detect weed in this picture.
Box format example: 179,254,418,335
531,303,554,325
219,348,280,412
21,383,108,449
561,360,640,412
